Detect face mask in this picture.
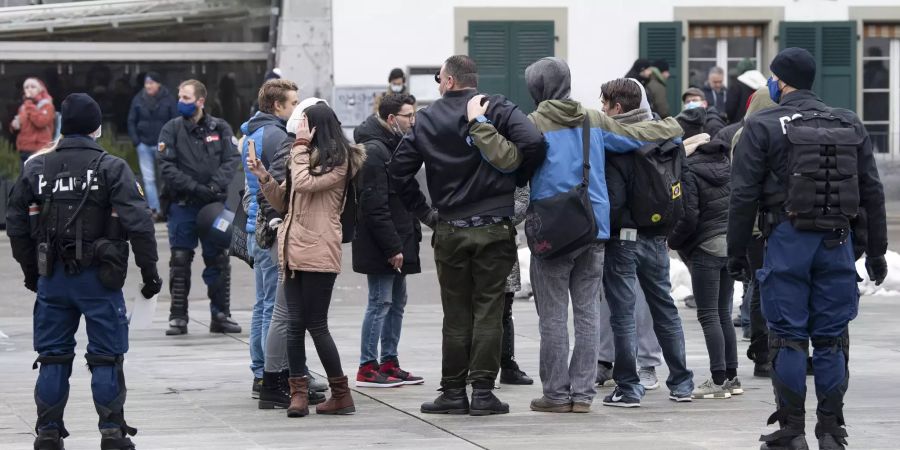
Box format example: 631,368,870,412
767,77,782,103
683,101,703,110
390,120,404,136
177,101,197,118
390,84,404,93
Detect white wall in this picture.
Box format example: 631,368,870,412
330,0,897,110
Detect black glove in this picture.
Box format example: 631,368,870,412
417,208,439,229
727,255,751,283
865,254,888,286
140,267,163,299
194,184,218,203
24,268,38,293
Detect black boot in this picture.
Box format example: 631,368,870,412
166,249,193,336
816,413,847,450
33,429,64,450
210,312,242,333
421,388,469,414
499,294,533,385
754,362,772,378
99,429,135,450
470,388,509,416
814,336,849,450
760,340,809,450
207,251,241,333
258,371,290,409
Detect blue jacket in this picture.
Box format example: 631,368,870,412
127,86,177,146
240,112,288,233
529,100,684,240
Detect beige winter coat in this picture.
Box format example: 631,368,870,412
259,143,366,273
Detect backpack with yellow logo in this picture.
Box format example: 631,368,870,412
630,139,685,229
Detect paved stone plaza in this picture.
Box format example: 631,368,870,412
1,227,898,449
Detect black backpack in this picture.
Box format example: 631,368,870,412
630,139,685,229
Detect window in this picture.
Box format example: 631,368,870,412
687,25,761,89
862,25,900,155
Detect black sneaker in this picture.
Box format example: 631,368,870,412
34,429,64,450
500,366,533,385
602,387,641,408
259,371,290,409
210,313,242,333
252,376,262,399
421,388,469,414
469,388,509,416
596,362,614,387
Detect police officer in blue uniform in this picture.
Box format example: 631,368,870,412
728,48,888,450
158,79,241,336
6,93,163,450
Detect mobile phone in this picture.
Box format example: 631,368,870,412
247,139,257,162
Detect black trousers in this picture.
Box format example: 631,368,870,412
283,271,343,378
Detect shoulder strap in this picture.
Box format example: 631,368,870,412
340,150,353,211
581,114,591,187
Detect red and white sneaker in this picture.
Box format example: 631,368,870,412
356,361,404,388
380,358,425,385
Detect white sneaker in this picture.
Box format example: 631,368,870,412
723,377,744,395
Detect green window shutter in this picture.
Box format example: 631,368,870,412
469,21,554,114
510,21,554,113
779,21,857,111
640,22,683,115
469,21,510,100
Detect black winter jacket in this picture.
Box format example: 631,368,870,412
127,86,177,146
388,89,545,220
352,114,430,275
669,140,731,255
728,90,887,259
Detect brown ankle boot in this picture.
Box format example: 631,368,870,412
316,375,356,415
287,376,309,417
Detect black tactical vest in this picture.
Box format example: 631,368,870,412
36,149,111,265
783,110,862,232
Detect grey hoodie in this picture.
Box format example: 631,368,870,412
525,57,572,104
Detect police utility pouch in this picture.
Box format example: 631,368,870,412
525,116,598,260
784,112,862,232
93,238,129,290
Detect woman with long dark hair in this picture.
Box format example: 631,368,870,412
248,103,366,417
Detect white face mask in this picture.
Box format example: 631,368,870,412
92,125,102,140
683,101,704,111
390,84,404,93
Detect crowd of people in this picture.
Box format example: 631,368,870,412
6,46,889,450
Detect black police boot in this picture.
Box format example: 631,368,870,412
500,361,533,385
421,388,469,414
34,429,64,450
470,388,510,416
258,371,290,409
167,249,193,336
207,252,241,333
210,312,241,333
816,412,847,450
814,352,849,450
99,429,135,450
760,359,808,450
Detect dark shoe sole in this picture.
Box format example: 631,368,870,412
259,400,289,409
355,381,404,388
209,326,242,333
309,395,325,405
286,408,309,417
316,406,356,415
530,405,573,413
602,401,641,408
500,378,534,385
421,408,469,415
165,327,187,336
469,408,509,416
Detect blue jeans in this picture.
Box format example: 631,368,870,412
167,203,229,315
249,236,278,378
359,273,408,365
603,235,694,399
136,143,160,211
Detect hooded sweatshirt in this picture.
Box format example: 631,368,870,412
525,57,684,240
240,111,288,233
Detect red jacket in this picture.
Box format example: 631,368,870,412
13,89,55,153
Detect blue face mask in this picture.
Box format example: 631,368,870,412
767,77,782,103
683,100,704,110
177,101,197,118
